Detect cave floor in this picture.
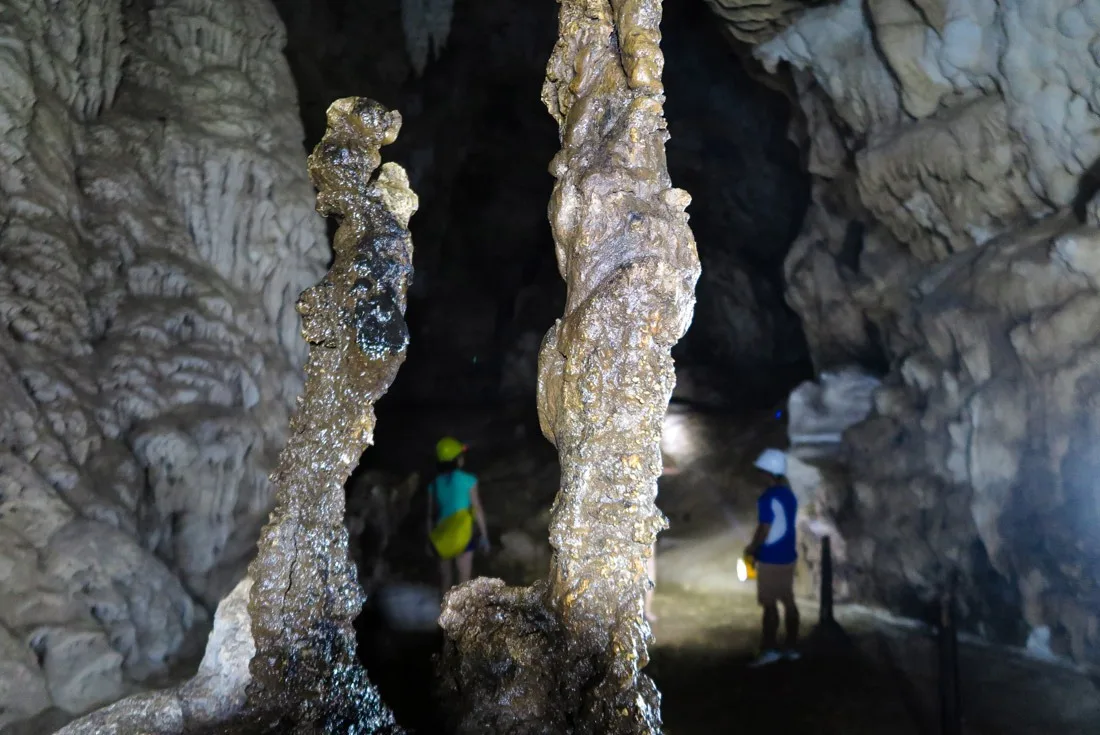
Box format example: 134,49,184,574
648,583,1100,735
359,405,1100,734
649,586,914,734
649,527,1100,735
362,525,1100,735
648,529,917,734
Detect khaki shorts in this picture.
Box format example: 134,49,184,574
756,562,795,606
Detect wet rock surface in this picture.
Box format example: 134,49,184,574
242,97,414,733
706,0,1100,665
0,0,326,727
437,1,701,732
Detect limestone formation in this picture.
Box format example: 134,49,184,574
56,577,256,735
400,0,456,75
709,0,1100,664
244,96,414,732
787,369,881,449
438,1,700,732
59,96,416,733
0,0,326,727
703,0,822,44
785,368,880,599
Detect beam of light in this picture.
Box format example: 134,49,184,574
737,557,749,583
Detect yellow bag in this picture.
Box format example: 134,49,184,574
430,509,474,560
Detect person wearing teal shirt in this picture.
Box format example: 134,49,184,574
427,437,489,594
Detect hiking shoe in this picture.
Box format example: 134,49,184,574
784,649,802,662
748,649,784,668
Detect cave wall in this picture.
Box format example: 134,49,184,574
0,0,325,725
716,0,1100,663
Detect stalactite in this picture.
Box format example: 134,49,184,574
437,1,701,732
401,0,456,76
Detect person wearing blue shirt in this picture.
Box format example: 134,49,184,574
744,448,800,667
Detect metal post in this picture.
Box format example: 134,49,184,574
806,533,850,653
939,580,962,735
819,535,834,625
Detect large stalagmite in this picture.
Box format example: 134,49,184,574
438,1,700,732
57,97,415,734
244,96,414,733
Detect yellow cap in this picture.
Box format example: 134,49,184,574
436,436,467,462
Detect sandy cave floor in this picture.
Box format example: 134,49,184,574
356,404,1100,735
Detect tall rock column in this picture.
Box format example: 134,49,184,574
538,0,702,724
438,1,700,732
244,97,416,732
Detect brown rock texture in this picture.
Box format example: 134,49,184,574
438,1,700,732
244,97,415,732
709,0,1100,664
0,0,326,727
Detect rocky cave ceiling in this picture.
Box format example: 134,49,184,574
4,0,1100,731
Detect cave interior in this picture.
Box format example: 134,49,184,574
3,0,1100,733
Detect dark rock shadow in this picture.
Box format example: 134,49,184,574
648,638,924,735
1072,155,1100,222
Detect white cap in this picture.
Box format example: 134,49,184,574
754,448,787,476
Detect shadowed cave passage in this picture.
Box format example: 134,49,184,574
349,407,1100,735
273,0,813,416
271,1,1100,734
281,0,813,730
